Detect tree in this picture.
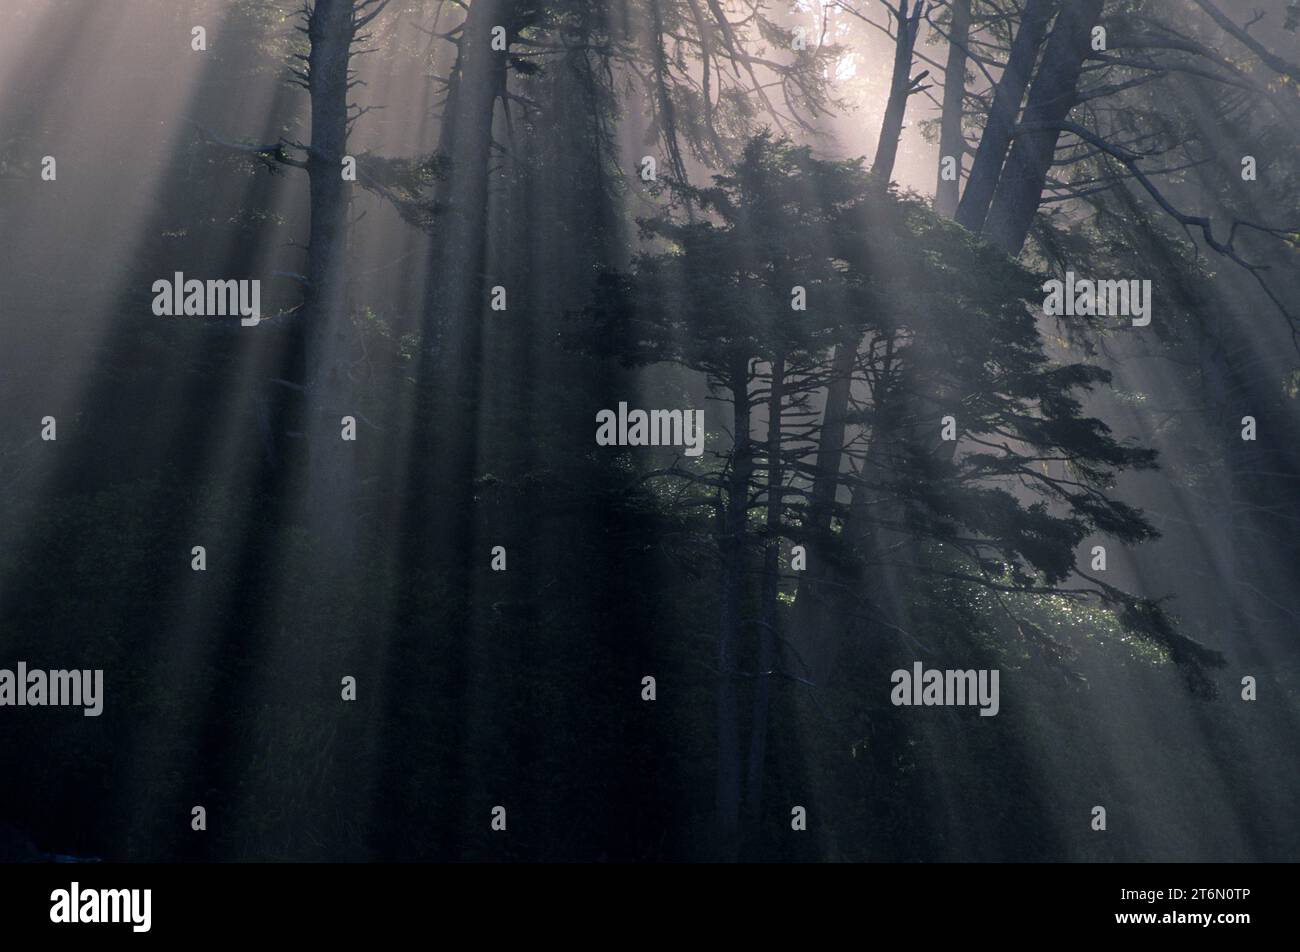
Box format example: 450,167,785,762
983,0,1105,254
296,0,392,562
189,0,396,558
572,133,1225,851
873,0,932,187
954,0,1057,232
934,0,971,217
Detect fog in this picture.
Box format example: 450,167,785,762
0,0,1295,862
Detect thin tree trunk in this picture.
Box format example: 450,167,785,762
806,339,855,537
792,0,925,675
934,0,971,217
983,0,1104,255
809,0,921,562
842,335,906,632
790,2,923,686
790,335,854,687
716,357,752,855
746,351,786,821
954,0,1056,232
872,0,927,186
815,0,922,552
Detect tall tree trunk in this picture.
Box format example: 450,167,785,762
426,0,509,374
789,335,854,687
983,0,1104,255
791,0,930,685
954,0,1056,232
843,335,906,627
816,0,924,541
872,0,927,186
934,0,971,217
303,0,358,564
789,3,924,688
806,339,856,539
746,351,785,822
716,357,752,855
810,0,922,561
405,0,508,568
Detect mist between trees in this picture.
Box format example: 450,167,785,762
0,0,1296,862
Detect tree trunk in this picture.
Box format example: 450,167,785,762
716,357,752,855
872,0,926,186
983,0,1104,255
404,0,509,567
746,351,785,822
426,0,508,375
789,0,927,682
934,0,971,217
810,0,922,566
807,0,920,571
790,334,855,687
838,336,910,644
303,0,358,563
954,0,1056,233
